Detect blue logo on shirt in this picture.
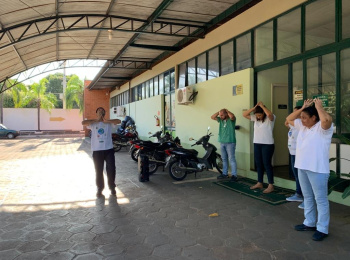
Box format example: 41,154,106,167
98,128,105,135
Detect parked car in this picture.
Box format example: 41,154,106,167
0,124,20,139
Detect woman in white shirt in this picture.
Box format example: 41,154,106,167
243,101,276,194
286,98,333,241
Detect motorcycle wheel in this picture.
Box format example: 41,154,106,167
168,160,187,181
149,162,158,175
215,153,223,174
131,148,139,162
113,143,122,152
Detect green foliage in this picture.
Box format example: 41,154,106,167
65,75,84,113
1,91,14,108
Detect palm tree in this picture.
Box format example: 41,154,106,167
65,75,84,113
28,78,57,131
10,80,30,108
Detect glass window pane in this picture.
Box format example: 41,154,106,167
343,0,350,39
154,76,159,96
305,0,335,51
208,47,219,80
188,59,196,85
197,53,207,83
307,53,336,122
236,33,251,70
171,92,176,128
178,63,186,88
141,83,146,99
277,8,301,59
165,94,171,128
137,85,142,101
293,61,303,108
221,41,234,75
255,21,273,65
149,79,154,97
164,72,170,93
341,48,350,133
159,74,164,94
170,69,175,92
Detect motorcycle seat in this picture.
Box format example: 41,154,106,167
173,148,198,156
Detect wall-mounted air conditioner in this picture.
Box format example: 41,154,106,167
177,86,194,104
112,106,125,116
116,106,125,117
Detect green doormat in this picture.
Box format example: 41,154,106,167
214,177,294,205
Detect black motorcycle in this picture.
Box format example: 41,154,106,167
164,127,223,181
130,131,181,175
129,129,173,162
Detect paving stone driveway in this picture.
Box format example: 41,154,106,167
0,137,349,260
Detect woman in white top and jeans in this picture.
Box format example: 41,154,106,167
243,101,276,194
286,98,333,241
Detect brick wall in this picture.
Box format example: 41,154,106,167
83,80,110,136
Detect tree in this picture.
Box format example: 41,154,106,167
10,81,31,108
65,75,84,113
28,78,57,131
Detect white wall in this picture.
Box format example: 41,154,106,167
3,108,83,131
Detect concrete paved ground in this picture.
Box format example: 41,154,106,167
0,137,349,260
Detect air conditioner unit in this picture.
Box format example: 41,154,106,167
177,86,194,104
116,106,125,117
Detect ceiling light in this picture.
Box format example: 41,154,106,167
108,30,113,40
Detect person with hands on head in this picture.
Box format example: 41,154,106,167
286,98,333,241
243,101,276,193
82,107,121,197
285,106,304,208
211,108,238,182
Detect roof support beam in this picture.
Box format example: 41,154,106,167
130,43,180,52
88,0,175,90
101,76,132,80
87,0,117,59
0,14,204,52
0,22,27,71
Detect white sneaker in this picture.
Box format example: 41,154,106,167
298,202,304,209
286,193,303,202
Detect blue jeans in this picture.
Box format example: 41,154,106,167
298,169,330,234
290,154,302,196
220,143,237,176
254,143,274,184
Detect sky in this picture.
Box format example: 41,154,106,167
12,60,106,85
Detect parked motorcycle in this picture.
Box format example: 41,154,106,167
164,127,223,181
129,127,173,162
130,128,181,175
112,125,139,152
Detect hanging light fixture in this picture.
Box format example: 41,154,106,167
108,29,113,40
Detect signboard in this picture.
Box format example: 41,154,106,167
294,90,303,100
233,84,243,96
312,94,329,107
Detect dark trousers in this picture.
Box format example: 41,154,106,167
92,149,116,191
254,143,274,184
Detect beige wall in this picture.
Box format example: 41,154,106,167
127,95,165,140
176,68,254,175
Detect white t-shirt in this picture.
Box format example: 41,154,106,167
251,114,276,144
288,124,299,155
87,122,114,151
294,119,333,174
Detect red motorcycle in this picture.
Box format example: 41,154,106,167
112,125,139,152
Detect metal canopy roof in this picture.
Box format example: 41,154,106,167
0,0,261,93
